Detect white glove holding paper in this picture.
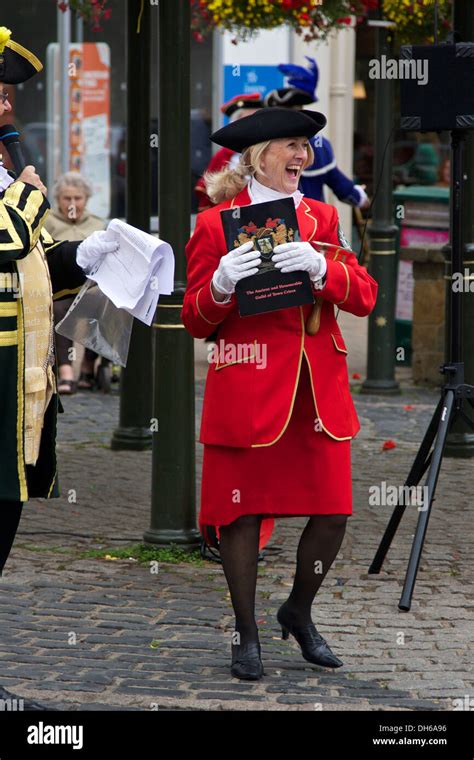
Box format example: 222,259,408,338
272,241,327,285
212,241,261,296
80,219,175,325
76,230,119,274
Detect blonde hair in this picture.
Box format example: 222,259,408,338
204,138,315,205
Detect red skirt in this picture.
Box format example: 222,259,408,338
199,356,352,545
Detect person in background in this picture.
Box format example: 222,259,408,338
44,172,105,393
409,136,441,185
265,57,370,209
194,93,263,212
436,157,450,188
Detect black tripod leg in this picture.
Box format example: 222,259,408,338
368,397,444,574
398,390,456,611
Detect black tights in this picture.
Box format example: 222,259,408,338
219,513,347,645
0,501,23,577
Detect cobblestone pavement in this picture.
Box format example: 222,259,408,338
0,376,472,712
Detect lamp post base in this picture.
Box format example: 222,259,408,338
111,427,152,451
360,378,401,395
143,527,201,550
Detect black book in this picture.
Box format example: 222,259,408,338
220,197,315,317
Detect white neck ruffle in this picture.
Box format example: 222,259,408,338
248,175,303,208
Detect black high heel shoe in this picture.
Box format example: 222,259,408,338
230,639,264,680
277,602,343,668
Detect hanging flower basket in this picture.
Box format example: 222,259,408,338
383,0,452,46
191,0,376,43
191,0,452,45
57,0,112,31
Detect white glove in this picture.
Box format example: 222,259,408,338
76,230,119,274
354,184,370,209
272,242,327,284
212,240,261,296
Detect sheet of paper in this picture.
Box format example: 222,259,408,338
87,219,175,325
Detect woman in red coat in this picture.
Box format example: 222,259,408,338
181,108,378,681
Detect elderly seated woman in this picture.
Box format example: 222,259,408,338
182,107,378,681
44,171,105,393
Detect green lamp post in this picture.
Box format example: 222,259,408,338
111,0,153,451
144,0,200,549
362,6,400,395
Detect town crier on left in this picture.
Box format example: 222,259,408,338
0,25,118,581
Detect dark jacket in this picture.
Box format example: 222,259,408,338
0,179,86,502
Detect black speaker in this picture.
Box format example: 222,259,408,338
400,43,474,132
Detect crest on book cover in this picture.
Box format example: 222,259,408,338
233,216,298,272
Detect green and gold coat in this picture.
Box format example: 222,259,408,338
0,180,86,502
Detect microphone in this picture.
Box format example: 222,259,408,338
0,124,26,175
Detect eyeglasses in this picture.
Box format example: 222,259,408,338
0,92,9,104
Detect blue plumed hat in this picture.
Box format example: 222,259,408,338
278,56,319,102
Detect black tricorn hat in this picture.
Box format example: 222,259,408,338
0,27,43,85
210,107,326,153
264,87,315,108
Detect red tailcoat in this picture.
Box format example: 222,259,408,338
182,187,378,447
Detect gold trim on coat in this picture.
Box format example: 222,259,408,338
300,199,318,241
16,288,27,501
196,286,223,325
300,201,320,333
303,348,352,441
331,332,348,354
336,261,350,305
0,202,23,251
0,329,18,346
3,181,23,209
215,339,257,370
0,302,18,317
47,472,57,498
251,307,305,447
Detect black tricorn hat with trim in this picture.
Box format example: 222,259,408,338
0,27,43,85
210,106,326,153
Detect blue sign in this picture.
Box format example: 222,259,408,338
223,65,285,123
